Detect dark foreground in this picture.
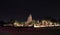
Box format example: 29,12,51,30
0,26,60,35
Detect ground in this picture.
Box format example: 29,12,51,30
0,26,60,35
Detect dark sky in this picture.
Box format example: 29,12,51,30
0,0,60,21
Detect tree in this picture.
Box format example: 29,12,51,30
0,21,7,26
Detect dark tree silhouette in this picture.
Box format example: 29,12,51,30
44,16,57,22
0,21,7,26
9,19,15,24
58,19,60,24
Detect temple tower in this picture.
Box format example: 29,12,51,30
26,14,32,24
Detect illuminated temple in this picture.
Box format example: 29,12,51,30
3,14,60,28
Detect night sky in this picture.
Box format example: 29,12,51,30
0,0,60,21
